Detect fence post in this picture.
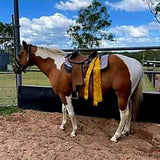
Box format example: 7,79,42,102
13,0,22,107
13,0,22,88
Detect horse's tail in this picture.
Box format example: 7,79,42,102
131,74,143,121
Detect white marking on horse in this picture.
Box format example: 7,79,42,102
59,96,77,137
35,47,65,69
115,54,142,94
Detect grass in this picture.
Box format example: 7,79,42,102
0,72,50,110
143,66,159,92
143,74,156,92
22,72,50,86
0,106,20,115
0,73,17,107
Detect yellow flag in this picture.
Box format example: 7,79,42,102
84,56,102,106
93,56,102,106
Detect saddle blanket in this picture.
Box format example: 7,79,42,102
64,54,109,72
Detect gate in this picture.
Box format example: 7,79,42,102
0,0,20,107
0,45,16,107
0,48,16,107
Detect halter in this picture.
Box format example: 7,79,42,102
15,44,33,73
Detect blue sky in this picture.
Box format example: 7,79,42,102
0,0,160,48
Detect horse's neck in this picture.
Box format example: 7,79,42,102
33,57,57,77
32,47,65,77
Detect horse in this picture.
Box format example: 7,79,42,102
14,41,143,142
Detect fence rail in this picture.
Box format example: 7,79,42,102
62,46,160,52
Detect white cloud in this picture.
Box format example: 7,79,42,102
105,23,160,47
109,25,149,38
106,0,148,12
19,12,160,49
145,22,160,31
20,13,74,48
100,36,160,48
55,0,92,11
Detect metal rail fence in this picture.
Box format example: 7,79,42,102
0,46,159,107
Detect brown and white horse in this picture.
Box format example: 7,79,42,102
15,41,143,142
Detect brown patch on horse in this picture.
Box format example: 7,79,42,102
108,54,131,111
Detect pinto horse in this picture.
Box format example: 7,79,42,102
15,41,143,142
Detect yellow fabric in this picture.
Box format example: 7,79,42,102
93,56,103,106
84,56,102,106
84,57,97,100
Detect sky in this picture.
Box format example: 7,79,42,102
0,0,160,49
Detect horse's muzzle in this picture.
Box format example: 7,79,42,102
14,61,27,74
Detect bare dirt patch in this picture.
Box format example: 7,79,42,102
0,110,160,160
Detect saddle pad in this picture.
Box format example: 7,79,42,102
100,55,109,70
64,54,109,72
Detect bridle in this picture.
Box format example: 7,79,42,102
15,44,33,73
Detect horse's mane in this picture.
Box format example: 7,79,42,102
37,46,65,56
35,46,65,69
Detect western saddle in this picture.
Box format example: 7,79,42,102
66,50,98,98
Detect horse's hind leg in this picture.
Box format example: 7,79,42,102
111,92,130,142
121,100,132,136
111,107,129,142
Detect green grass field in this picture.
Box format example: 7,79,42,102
0,106,20,115
0,73,17,107
143,74,156,92
22,72,50,86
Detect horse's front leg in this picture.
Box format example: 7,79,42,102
59,95,77,137
66,96,77,137
59,104,67,130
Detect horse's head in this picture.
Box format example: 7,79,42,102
14,41,34,74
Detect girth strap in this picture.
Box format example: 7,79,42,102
71,64,84,97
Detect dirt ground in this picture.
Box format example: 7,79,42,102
0,110,160,160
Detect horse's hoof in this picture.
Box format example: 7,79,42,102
59,125,65,130
110,136,118,142
70,132,76,138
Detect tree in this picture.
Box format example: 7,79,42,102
0,22,13,46
144,0,160,24
0,22,14,64
0,22,13,44
67,0,114,49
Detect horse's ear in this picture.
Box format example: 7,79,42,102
22,41,28,49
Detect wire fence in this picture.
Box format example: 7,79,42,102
0,50,16,107
0,72,17,107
